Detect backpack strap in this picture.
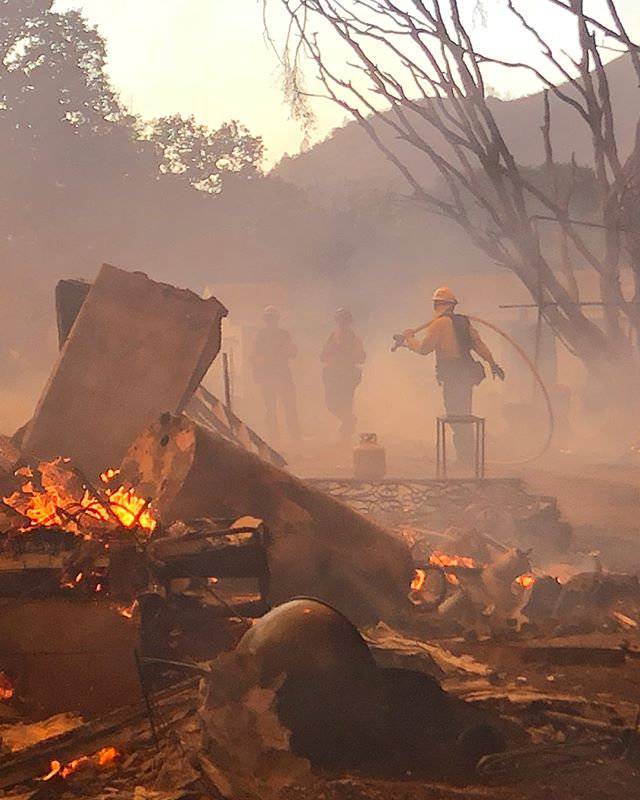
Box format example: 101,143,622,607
450,313,474,357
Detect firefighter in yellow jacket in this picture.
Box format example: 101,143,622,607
402,287,505,464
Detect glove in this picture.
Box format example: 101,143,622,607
491,363,506,381
391,333,408,352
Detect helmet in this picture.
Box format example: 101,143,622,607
432,286,458,305
335,308,353,323
263,305,280,320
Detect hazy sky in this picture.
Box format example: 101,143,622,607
53,1,640,167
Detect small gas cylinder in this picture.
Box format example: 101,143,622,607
353,433,387,480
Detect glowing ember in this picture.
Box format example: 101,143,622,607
0,671,14,701
96,746,119,767
411,569,427,592
100,468,120,483
412,554,476,594
429,552,477,569
118,600,138,619
3,458,157,535
42,747,119,781
515,573,536,590
42,761,62,781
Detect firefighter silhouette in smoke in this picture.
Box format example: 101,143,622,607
321,308,366,440
251,306,300,442
402,287,505,465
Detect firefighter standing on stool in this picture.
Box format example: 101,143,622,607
400,287,505,466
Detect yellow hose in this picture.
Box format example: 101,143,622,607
402,315,556,465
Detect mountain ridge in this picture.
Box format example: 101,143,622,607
273,54,639,199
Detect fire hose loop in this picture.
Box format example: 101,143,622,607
397,316,556,466
467,316,555,466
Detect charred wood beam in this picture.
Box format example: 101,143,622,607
0,681,197,790
120,414,414,626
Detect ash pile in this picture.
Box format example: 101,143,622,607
2,265,640,800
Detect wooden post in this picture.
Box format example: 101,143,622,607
222,352,232,411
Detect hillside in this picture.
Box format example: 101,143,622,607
274,54,639,199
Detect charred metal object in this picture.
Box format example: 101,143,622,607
236,598,506,775
237,597,385,766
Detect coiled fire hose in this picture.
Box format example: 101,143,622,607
394,315,555,465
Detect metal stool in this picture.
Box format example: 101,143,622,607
436,415,486,479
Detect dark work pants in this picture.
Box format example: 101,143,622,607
323,367,361,439
261,377,300,440
441,371,475,464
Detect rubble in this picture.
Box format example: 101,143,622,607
53,275,287,470
23,265,228,476
2,266,640,800
517,643,626,668
0,713,82,755
119,413,414,625
2,595,638,800
308,478,572,554
198,650,313,799
0,598,140,717
363,622,495,680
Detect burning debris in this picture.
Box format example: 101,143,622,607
3,459,157,538
117,412,413,626
2,265,640,800
309,477,573,556
0,671,14,702
42,745,120,781
401,522,640,641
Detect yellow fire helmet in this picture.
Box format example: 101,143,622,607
432,286,458,305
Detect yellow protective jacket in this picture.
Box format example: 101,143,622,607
405,311,495,365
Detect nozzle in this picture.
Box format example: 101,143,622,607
391,333,407,352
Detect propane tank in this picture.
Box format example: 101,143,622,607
353,433,387,480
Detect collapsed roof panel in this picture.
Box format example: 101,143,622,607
23,264,228,476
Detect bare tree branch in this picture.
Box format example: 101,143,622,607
268,0,640,375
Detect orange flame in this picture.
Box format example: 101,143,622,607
411,569,427,592
43,747,119,781
96,746,119,766
107,485,156,531
429,551,477,569
4,459,156,535
0,671,14,701
412,554,477,594
515,573,536,590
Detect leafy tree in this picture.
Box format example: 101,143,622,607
145,115,264,193
0,1,127,133
0,2,265,382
